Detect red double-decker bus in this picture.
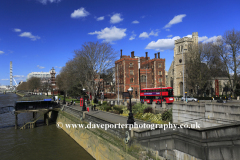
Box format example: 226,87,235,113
140,87,174,104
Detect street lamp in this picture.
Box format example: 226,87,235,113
127,87,135,125
82,88,87,111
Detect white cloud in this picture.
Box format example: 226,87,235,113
88,26,126,43
110,13,123,24
96,16,104,21
203,36,222,43
38,0,61,5
132,20,139,24
0,51,4,54
166,29,170,31
14,75,25,78
1,79,9,80
71,7,90,18
37,65,45,69
139,32,149,38
187,35,222,43
198,36,208,42
55,66,62,69
145,34,223,51
19,32,40,41
145,36,181,50
164,14,186,28
149,30,158,36
139,30,158,39
129,32,136,40
14,28,21,32
167,35,173,38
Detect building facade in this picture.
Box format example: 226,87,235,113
166,32,232,97
27,71,51,81
115,50,165,99
166,32,198,96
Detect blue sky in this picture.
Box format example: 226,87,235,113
1,0,240,86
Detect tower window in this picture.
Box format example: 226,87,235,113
130,70,134,75
141,75,146,82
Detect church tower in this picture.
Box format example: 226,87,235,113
172,32,198,96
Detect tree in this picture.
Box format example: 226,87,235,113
17,82,28,91
41,81,51,96
72,41,117,99
27,77,41,93
212,29,240,97
186,43,212,96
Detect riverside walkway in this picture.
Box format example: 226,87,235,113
66,104,151,129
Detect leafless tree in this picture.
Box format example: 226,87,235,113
186,43,212,96
212,29,240,96
41,82,51,96
17,82,28,91
72,41,117,99
27,77,41,93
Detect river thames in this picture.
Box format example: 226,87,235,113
0,93,94,160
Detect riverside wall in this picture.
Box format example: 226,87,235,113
56,103,240,160
56,111,137,160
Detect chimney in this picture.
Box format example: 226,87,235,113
154,53,157,59
131,51,134,58
145,52,148,60
158,52,160,59
120,49,122,58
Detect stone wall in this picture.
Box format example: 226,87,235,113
57,111,136,160
173,102,240,128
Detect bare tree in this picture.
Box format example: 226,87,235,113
41,82,51,96
27,77,41,93
73,41,117,100
186,43,211,96
212,29,240,96
17,82,28,91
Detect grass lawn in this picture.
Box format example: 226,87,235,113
48,95,80,103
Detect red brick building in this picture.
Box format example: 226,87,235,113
115,50,165,99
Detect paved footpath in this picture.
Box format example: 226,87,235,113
70,104,151,126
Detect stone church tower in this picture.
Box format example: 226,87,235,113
166,32,198,96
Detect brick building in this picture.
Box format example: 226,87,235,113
115,50,165,99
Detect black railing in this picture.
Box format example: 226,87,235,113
15,100,59,111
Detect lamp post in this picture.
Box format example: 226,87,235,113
127,87,135,125
82,88,87,111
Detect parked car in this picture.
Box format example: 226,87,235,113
181,96,198,102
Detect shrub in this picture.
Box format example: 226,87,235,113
112,105,123,114
102,101,108,105
143,107,153,113
132,103,148,114
99,104,111,111
162,108,172,122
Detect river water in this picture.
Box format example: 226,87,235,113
0,93,94,160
